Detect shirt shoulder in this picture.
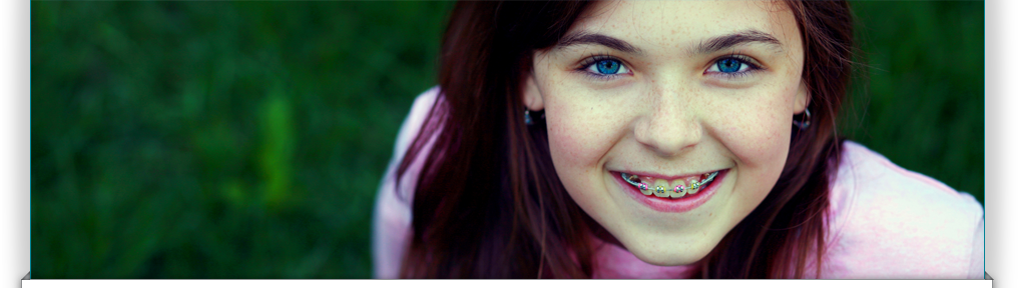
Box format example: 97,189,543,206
372,87,442,278
823,141,984,279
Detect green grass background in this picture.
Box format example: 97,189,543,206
30,1,983,279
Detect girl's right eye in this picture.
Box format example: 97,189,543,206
580,56,631,80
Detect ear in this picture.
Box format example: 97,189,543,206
522,72,545,111
793,80,810,114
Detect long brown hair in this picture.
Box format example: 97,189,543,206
396,1,854,278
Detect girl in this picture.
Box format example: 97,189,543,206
373,0,984,279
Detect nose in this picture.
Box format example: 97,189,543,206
633,84,703,157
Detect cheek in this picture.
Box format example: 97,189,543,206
715,86,796,170
543,91,634,195
711,85,798,216
727,110,789,165
546,102,612,171
544,99,630,224
547,119,586,167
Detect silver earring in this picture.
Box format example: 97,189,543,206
524,110,533,125
793,108,811,129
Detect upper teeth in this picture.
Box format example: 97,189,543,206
622,171,719,199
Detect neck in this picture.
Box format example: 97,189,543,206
585,214,625,249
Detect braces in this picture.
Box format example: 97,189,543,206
621,171,719,196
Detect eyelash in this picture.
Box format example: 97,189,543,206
576,54,631,81
705,54,763,79
575,54,764,81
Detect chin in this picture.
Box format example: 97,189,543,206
624,240,716,267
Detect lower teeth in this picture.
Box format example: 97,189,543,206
622,171,719,199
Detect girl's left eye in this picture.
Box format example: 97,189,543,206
706,56,757,75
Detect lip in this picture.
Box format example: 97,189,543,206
620,170,719,181
612,169,729,213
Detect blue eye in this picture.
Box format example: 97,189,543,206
596,59,621,74
708,56,757,75
582,56,631,78
717,58,743,73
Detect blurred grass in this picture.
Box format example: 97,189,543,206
841,1,984,204
31,1,452,278
30,1,982,279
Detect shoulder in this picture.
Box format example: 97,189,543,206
385,86,443,200
372,87,442,279
393,87,442,165
822,141,984,279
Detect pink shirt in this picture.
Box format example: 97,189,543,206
372,88,985,279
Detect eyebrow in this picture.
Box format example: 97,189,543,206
556,32,643,54
555,29,783,55
695,30,783,54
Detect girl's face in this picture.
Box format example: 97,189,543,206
523,0,807,265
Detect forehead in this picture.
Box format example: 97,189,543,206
570,0,800,53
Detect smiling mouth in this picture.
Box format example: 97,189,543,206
619,171,720,199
